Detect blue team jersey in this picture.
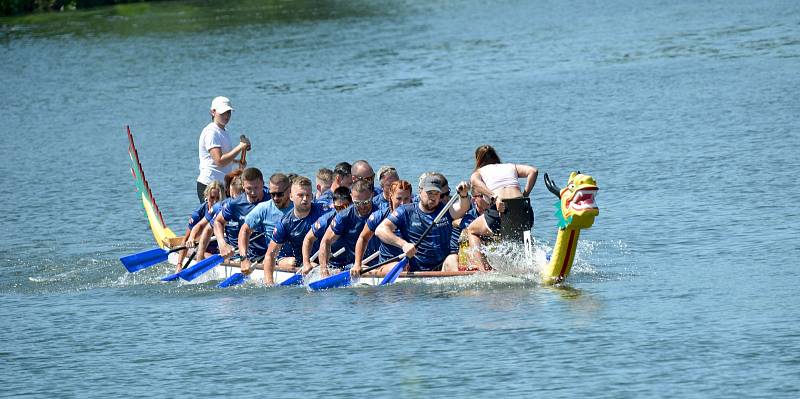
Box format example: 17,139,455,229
316,189,333,207
366,208,403,262
372,193,390,213
311,210,349,268
450,206,478,254
220,188,271,259
387,203,454,271
271,203,328,263
189,202,218,252
188,202,210,229
244,200,293,242
331,205,380,266
205,201,224,224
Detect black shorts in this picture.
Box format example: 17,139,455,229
485,197,534,234
197,181,207,203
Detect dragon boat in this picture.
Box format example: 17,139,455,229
125,126,599,286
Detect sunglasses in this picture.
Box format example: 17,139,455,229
353,199,372,207
354,175,375,182
334,204,349,211
271,189,287,198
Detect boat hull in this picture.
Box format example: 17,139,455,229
167,252,478,286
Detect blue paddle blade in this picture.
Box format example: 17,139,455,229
218,272,247,288
160,271,182,281
308,270,352,291
278,272,303,286
120,248,168,273
178,255,224,281
379,258,408,286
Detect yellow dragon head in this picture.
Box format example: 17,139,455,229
544,171,599,229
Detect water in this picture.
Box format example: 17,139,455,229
2,0,799,397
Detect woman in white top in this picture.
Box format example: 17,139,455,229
196,96,250,202
467,145,538,269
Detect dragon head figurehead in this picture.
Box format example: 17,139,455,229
544,171,599,229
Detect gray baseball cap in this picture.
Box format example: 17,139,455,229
421,174,445,192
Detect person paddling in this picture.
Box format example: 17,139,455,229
466,144,538,270
196,96,250,202
351,179,412,277
300,187,352,275
238,174,294,274
317,180,380,278
175,181,225,271
375,174,471,272
203,167,271,261
259,176,329,285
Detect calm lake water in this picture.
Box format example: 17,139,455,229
1,0,799,397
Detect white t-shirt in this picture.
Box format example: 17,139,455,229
197,122,234,185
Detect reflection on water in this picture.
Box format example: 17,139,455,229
0,0,386,39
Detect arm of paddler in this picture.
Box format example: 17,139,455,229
211,211,231,258
449,180,472,219
352,225,375,277
318,227,340,278
175,227,192,272
262,240,282,285
238,223,254,273
376,218,415,259
300,229,317,274
516,164,538,197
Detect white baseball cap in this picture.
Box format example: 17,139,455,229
210,96,234,114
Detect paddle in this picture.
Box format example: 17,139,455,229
217,255,264,288
304,250,382,290
239,136,248,169
380,193,461,285
161,249,198,281
120,245,190,273
178,232,265,282
277,247,348,287
309,191,462,291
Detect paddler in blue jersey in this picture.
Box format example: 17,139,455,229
207,167,271,260
351,160,383,199
318,180,381,278
351,179,413,277
376,174,471,272
192,170,243,261
238,173,293,273
314,167,333,202
258,176,329,284
317,162,351,207
372,166,399,212
175,181,225,272
300,187,352,274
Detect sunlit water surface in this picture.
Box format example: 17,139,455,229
1,0,799,397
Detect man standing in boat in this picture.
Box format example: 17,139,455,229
317,180,381,277
196,96,251,202
376,174,471,272
258,176,329,285
238,173,294,273
203,167,270,261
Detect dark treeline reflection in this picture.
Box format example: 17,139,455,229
1,0,382,38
